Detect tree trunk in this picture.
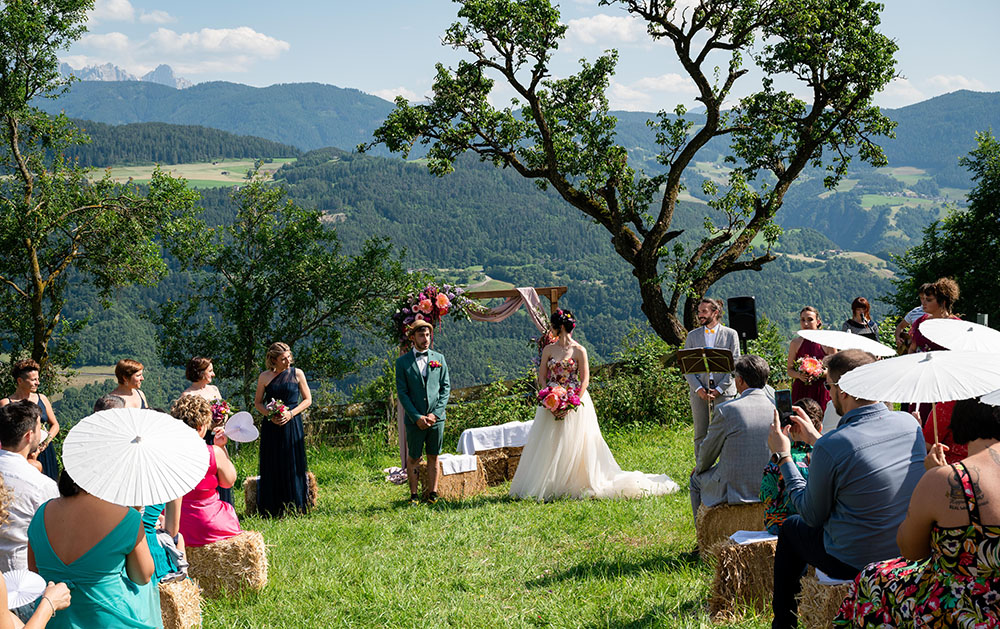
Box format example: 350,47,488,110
634,267,686,345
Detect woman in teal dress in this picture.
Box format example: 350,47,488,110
27,470,158,629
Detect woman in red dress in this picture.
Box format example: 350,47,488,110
786,306,833,408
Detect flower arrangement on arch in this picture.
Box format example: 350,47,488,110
389,283,484,347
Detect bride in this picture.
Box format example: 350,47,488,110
510,310,679,500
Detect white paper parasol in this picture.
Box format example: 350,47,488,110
62,408,209,507
224,411,259,443
797,329,896,357
838,351,1000,443
982,388,1000,407
4,569,46,609
917,318,1000,353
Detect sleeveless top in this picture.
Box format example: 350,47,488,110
546,357,581,390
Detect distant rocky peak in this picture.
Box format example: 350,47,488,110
58,61,192,89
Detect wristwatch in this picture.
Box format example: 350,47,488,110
772,451,791,462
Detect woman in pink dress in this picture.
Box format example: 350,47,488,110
169,395,241,546
786,306,833,408
907,277,961,421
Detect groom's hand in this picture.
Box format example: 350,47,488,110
426,413,437,426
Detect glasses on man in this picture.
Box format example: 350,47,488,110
824,381,838,391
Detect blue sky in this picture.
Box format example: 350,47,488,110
63,0,999,110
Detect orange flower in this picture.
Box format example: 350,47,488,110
436,293,451,309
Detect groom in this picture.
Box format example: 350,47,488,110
395,320,451,504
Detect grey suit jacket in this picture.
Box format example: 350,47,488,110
683,324,741,396
693,388,774,507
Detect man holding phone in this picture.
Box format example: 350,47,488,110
689,355,774,520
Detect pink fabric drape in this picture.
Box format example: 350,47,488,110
467,287,548,332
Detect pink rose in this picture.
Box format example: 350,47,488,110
417,298,433,314
436,293,451,309
542,392,562,413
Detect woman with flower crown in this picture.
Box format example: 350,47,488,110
510,310,679,500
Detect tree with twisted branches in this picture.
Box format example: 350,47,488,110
364,0,898,344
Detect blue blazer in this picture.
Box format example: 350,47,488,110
394,349,451,427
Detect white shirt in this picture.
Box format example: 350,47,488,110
904,306,925,325
703,325,718,349
0,449,59,572
413,348,429,378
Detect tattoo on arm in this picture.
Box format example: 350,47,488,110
988,447,1000,468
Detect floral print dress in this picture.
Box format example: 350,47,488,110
835,462,1000,628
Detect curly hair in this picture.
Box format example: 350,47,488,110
922,277,960,313
11,358,40,382
550,309,577,334
170,395,212,431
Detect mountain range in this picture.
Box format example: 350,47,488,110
58,62,193,89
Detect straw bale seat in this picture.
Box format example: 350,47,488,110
243,471,318,516
506,455,522,479
417,456,487,501
159,579,202,628
476,446,525,485
707,536,777,621
796,567,853,629
186,530,268,598
695,502,767,556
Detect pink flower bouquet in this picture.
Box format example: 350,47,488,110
210,399,234,428
537,385,582,419
265,398,288,421
795,355,826,384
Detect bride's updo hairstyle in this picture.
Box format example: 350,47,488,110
550,309,577,335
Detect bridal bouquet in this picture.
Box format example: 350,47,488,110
795,356,826,384
210,399,234,427
537,385,582,419
265,398,288,421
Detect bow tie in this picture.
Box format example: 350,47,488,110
415,351,428,357
705,327,717,334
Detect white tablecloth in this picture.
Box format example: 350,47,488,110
438,453,478,476
456,420,535,455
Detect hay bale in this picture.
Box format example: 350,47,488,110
506,455,521,479
696,502,767,556
797,569,853,629
186,530,268,598
501,445,524,458
243,476,258,516
417,457,487,501
477,448,510,486
243,473,317,516
159,579,202,629
707,537,777,621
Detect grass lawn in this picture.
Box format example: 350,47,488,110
210,424,770,628
104,158,295,189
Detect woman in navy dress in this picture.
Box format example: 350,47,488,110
254,342,312,517
1,359,60,480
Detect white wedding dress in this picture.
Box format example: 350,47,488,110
509,358,679,501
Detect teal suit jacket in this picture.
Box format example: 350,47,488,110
395,349,451,427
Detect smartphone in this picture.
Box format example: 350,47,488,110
775,389,794,426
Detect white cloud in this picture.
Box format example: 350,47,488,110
139,10,175,25
566,14,646,46
146,27,290,60
372,87,419,102
79,32,131,53
87,0,135,24
925,74,987,92
877,77,924,108
608,73,698,111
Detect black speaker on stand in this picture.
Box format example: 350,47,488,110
727,296,758,355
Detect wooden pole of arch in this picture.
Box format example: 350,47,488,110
465,286,568,315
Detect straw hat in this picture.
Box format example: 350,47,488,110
406,320,434,336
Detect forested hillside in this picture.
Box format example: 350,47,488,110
66,120,300,166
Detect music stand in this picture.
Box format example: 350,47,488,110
677,347,736,417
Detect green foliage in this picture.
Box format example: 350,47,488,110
365,0,899,344
63,120,300,167
0,0,204,384
589,328,690,428
443,368,536,449
889,131,1000,320
747,315,790,387
151,177,414,409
